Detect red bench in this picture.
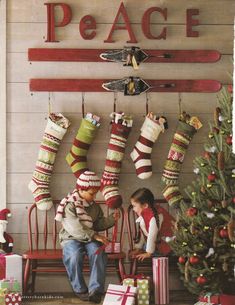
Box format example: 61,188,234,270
23,201,126,293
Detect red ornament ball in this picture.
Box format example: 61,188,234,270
228,84,233,93
204,152,211,160
226,135,232,145
178,256,186,264
207,172,217,182
233,197,235,204
219,228,228,238
189,255,200,265
213,127,219,134
196,275,207,285
186,207,198,217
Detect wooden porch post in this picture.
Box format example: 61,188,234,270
0,0,7,208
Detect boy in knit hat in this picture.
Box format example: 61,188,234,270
55,170,119,304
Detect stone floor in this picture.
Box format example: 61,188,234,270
22,290,196,305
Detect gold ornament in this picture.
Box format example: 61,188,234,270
200,162,206,167
221,200,227,208
207,183,212,188
210,266,215,270
220,130,225,135
191,191,196,196
182,242,187,246
204,226,210,230
227,119,232,124
209,133,214,139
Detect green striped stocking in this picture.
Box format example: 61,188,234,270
66,113,100,177
28,113,70,210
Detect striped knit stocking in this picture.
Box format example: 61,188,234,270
66,113,100,177
130,113,168,179
162,113,201,206
28,113,70,210
101,112,133,209
162,120,197,185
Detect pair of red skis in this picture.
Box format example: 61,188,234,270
29,47,222,94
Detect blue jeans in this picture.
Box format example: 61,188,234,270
62,240,107,294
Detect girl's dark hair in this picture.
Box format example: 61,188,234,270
131,188,159,229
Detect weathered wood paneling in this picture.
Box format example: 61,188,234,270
7,0,235,25
6,0,233,292
7,23,234,54
7,83,219,114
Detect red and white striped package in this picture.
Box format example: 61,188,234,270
152,257,169,305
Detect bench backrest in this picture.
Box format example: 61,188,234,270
27,201,125,251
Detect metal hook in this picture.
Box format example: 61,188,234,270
48,92,52,115
145,92,149,115
113,92,117,113
178,92,182,116
82,92,85,118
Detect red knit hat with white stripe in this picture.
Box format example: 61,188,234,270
76,170,101,190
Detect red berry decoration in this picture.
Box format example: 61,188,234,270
178,256,186,264
186,207,198,217
208,172,217,182
189,255,199,265
228,84,233,93
204,152,211,160
226,135,232,145
213,127,219,134
196,275,207,285
219,227,228,238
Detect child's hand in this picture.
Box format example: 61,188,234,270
113,209,121,221
93,234,110,246
129,248,144,258
136,252,152,261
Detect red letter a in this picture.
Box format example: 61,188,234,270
104,2,137,43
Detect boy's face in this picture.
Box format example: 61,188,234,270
79,188,99,203
131,199,148,216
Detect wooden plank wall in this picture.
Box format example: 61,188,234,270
6,0,234,292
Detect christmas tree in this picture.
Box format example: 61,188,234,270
170,87,235,295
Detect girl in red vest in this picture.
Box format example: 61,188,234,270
130,188,175,261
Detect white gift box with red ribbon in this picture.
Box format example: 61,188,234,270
103,284,137,305
105,242,121,253
0,254,22,292
152,257,169,305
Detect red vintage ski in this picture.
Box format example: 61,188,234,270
30,77,222,94
28,47,221,67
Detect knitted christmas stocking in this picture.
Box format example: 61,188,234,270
101,112,133,209
66,113,100,178
28,113,70,210
130,113,168,179
161,113,202,206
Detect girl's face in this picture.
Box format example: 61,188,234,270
131,199,148,216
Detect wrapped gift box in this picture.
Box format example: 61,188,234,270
103,284,137,305
194,301,217,305
199,294,235,305
123,275,150,305
0,288,7,305
152,257,169,305
0,279,21,292
0,254,22,292
105,242,121,253
5,293,22,305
